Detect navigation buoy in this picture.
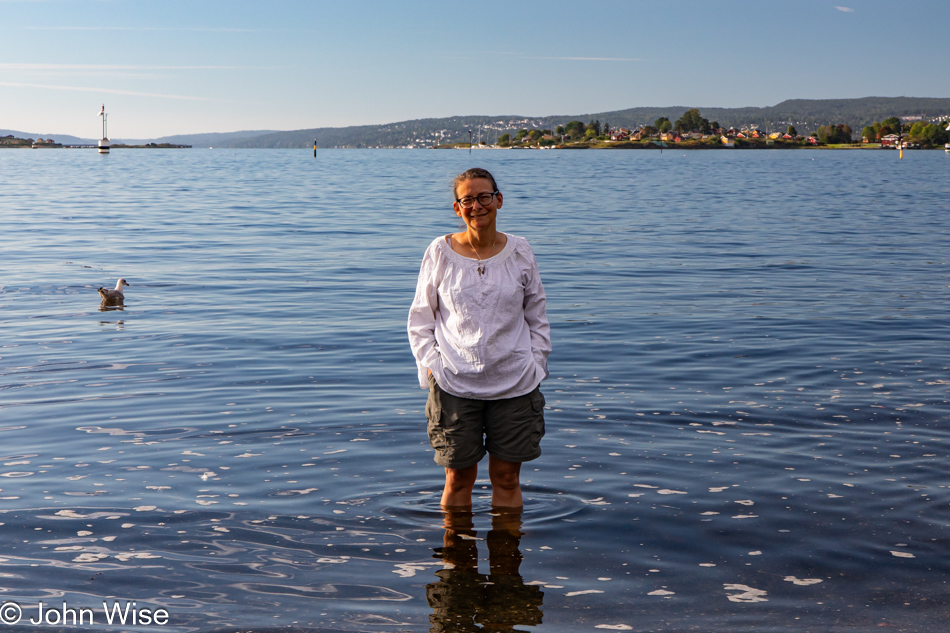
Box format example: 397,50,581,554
98,104,110,154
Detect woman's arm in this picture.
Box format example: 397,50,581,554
407,248,442,388
523,250,551,379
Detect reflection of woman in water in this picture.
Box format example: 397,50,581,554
408,168,551,508
426,509,543,632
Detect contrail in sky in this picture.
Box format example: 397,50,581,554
0,81,210,101
529,56,642,62
20,26,267,32
0,63,240,71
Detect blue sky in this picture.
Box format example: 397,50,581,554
2,0,948,138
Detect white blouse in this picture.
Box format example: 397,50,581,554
408,233,551,400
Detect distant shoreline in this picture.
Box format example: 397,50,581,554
433,141,938,151
1,136,191,149
1,145,192,149
3,137,942,151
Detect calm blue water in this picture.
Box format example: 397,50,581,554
1,147,948,632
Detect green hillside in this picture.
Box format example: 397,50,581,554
227,97,950,148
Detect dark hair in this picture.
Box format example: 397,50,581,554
453,168,498,198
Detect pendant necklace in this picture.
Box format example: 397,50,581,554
469,234,496,276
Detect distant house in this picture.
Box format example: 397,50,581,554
726,128,738,137
807,136,819,145
783,133,793,139
31,137,61,148
721,136,735,148
687,131,703,140
768,132,782,140
880,134,900,147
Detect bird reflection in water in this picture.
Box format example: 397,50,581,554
427,509,543,632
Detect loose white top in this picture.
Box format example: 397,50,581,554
408,233,551,400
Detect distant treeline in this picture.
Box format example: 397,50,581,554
861,117,948,146
124,97,950,148
496,109,864,148
7,97,949,150
222,97,950,149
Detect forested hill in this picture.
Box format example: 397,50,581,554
228,97,950,148
150,130,278,147
593,97,950,135
231,117,524,149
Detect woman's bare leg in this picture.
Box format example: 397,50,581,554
441,464,478,508
488,455,523,507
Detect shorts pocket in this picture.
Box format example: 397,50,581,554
530,389,545,443
531,389,545,413
426,385,445,451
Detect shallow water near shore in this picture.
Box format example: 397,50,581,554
1,147,949,632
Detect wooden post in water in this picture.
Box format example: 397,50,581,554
313,139,317,158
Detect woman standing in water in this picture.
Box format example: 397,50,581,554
408,168,551,508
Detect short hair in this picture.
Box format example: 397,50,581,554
453,168,498,198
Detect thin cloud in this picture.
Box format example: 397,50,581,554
21,26,273,32
834,6,855,12
0,81,210,101
0,63,242,71
438,51,642,62
529,56,642,62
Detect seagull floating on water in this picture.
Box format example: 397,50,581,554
98,278,129,305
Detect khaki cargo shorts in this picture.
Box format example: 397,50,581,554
425,375,545,469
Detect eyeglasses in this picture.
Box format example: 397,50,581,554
456,191,499,209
